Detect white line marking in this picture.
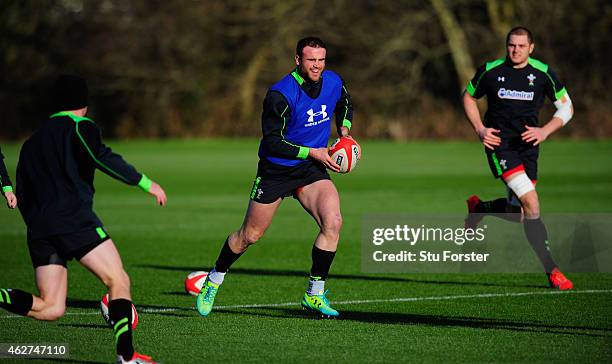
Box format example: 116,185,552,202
2,289,611,318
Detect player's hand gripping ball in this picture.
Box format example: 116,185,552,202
184,271,209,296
329,137,361,173
100,293,139,329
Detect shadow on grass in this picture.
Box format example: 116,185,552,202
215,307,612,338
135,264,546,289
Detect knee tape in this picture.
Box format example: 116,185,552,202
506,173,534,198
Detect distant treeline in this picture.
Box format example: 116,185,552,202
1,0,610,139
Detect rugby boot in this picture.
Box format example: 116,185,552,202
464,195,484,229
116,352,157,364
196,279,220,317
301,290,340,318
548,268,573,290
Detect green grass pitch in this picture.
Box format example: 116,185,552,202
1,139,611,363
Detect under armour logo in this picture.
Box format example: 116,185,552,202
500,159,507,169
256,188,264,199
307,105,327,123
497,76,505,82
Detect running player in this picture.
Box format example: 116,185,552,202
196,37,353,318
0,75,166,364
463,27,574,290
0,145,17,208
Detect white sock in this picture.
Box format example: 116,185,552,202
207,268,226,285
307,279,325,295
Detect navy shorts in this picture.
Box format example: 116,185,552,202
27,227,110,268
249,159,331,204
486,141,539,183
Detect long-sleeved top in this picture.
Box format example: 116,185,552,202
17,111,151,240
0,145,14,194
258,68,353,166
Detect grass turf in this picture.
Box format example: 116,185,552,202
0,139,611,363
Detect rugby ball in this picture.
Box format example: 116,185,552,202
184,271,208,296
329,137,361,173
100,293,138,330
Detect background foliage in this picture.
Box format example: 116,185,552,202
1,0,610,139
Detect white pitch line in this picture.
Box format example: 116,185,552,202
2,289,611,319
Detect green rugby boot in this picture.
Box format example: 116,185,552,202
301,290,339,318
196,279,219,317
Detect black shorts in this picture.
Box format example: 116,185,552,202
486,141,539,182
27,227,110,268
249,159,331,204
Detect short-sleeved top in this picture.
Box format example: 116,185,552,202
466,57,567,138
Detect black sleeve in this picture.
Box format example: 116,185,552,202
75,121,144,186
544,66,567,102
334,78,353,134
261,90,308,159
0,146,13,192
466,64,487,99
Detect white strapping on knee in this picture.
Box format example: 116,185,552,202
506,173,535,198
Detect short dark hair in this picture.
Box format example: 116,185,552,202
506,26,533,44
296,37,326,58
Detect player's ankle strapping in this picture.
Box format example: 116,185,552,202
207,268,226,285
308,246,336,295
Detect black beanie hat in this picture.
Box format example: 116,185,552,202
52,74,88,111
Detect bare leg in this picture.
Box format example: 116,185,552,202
297,179,343,252
79,239,131,300
28,265,68,320
228,198,282,254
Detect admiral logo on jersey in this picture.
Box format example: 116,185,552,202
497,88,534,101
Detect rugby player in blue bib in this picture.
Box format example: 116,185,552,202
463,27,574,290
196,37,353,318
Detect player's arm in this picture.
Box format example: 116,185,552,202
463,85,500,150
261,91,340,171
334,78,353,137
0,147,17,209
522,68,573,146
76,121,167,206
